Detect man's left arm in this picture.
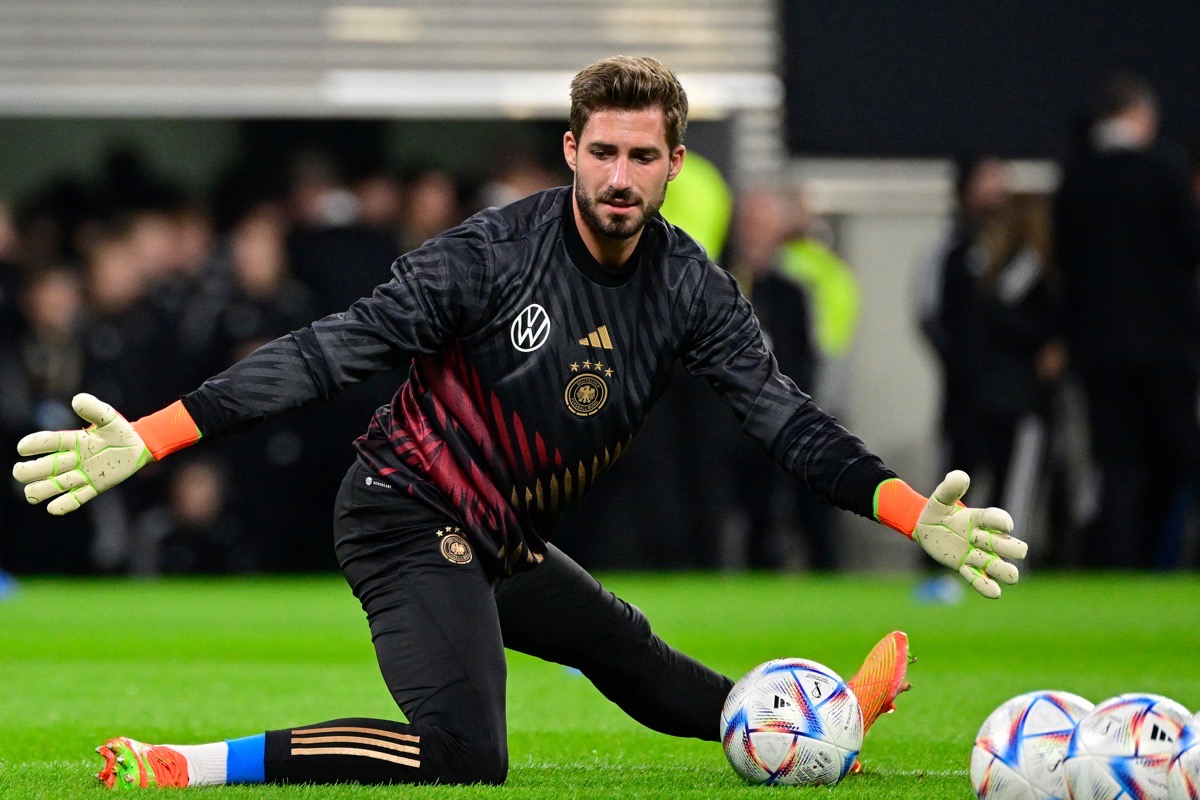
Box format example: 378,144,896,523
681,261,1027,597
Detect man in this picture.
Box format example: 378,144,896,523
1054,73,1200,568
917,155,1013,486
724,186,830,569
12,56,1025,789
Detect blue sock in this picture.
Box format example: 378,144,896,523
225,734,266,784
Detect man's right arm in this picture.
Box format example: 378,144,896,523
186,224,495,437
13,224,495,513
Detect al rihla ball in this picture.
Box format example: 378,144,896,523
720,657,862,786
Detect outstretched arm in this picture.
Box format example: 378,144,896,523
681,259,1027,597
13,222,495,516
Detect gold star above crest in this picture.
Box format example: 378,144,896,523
594,361,604,372
605,368,614,377
582,360,592,369
570,362,579,372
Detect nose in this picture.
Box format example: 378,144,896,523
609,156,632,190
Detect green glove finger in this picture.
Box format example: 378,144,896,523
15,430,81,458
970,525,1028,560
984,557,1020,585
970,506,1014,534
12,450,82,483
959,563,1001,599
47,485,97,516
920,470,970,522
71,393,118,428
24,469,89,504
961,546,1021,585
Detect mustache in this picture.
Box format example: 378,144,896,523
596,188,642,205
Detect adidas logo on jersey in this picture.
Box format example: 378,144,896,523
578,324,614,349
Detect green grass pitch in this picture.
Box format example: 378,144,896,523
1,571,1197,799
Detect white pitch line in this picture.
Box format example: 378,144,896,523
868,768,970,778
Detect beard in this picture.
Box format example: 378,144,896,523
574,177,669,242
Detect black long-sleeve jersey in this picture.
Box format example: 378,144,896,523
182,187,894,574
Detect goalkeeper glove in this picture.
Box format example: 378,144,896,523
875,470,1028,599
12,394,200,516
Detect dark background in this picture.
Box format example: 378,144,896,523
781,0,1200,159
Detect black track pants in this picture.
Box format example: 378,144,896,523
263,461,733,785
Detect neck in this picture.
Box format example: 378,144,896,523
572,193,641,268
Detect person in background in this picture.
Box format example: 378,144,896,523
80,224,176,420
0,198,22,342
1054,73,1200,568
400,168,462,252
917,155,1012,493
282,157,404,567
283,152,399,316
969,192,1063,534
726,186,832,569
778,187,861,406
129,457,252,576
657,150,732,258
0,267,91,572
352,168,406,246
475,147,561,211
204,204,326,570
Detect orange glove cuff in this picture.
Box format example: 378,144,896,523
131,401,202,461
874,478,925,538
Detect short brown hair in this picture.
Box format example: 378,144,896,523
569,55,689,150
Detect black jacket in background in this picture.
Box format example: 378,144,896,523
1054,144,1200,372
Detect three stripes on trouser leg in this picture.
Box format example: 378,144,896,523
290,726,420,770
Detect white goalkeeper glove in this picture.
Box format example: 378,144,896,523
12,393,151,516
913,470,1027,599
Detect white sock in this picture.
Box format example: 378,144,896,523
166,742,228,787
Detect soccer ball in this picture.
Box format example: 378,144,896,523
970,690,1094,799
720,658,862,786
1063,693,1192,800
1168,712,1200,800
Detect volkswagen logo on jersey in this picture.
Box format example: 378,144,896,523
510,304,551,352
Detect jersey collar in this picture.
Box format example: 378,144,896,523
561,188,651,287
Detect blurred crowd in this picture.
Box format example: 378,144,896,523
0,145,562,574
2,72,1199,577
917,73,1200,571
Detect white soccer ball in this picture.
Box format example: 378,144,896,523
720,657,863,786
1064,693,1192,800
970,690,1094,799
1168,712,1200,800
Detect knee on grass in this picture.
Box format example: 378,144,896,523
426,722,509,786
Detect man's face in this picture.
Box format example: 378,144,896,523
564,107,685,243
965,158,1011,221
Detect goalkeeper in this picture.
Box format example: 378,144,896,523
12,55,1026,790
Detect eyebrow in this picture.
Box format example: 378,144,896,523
587,141,664,156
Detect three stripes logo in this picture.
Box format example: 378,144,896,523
511,304,551,352
578,324,614,349
290,726,421,769
1149,723,1174,743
